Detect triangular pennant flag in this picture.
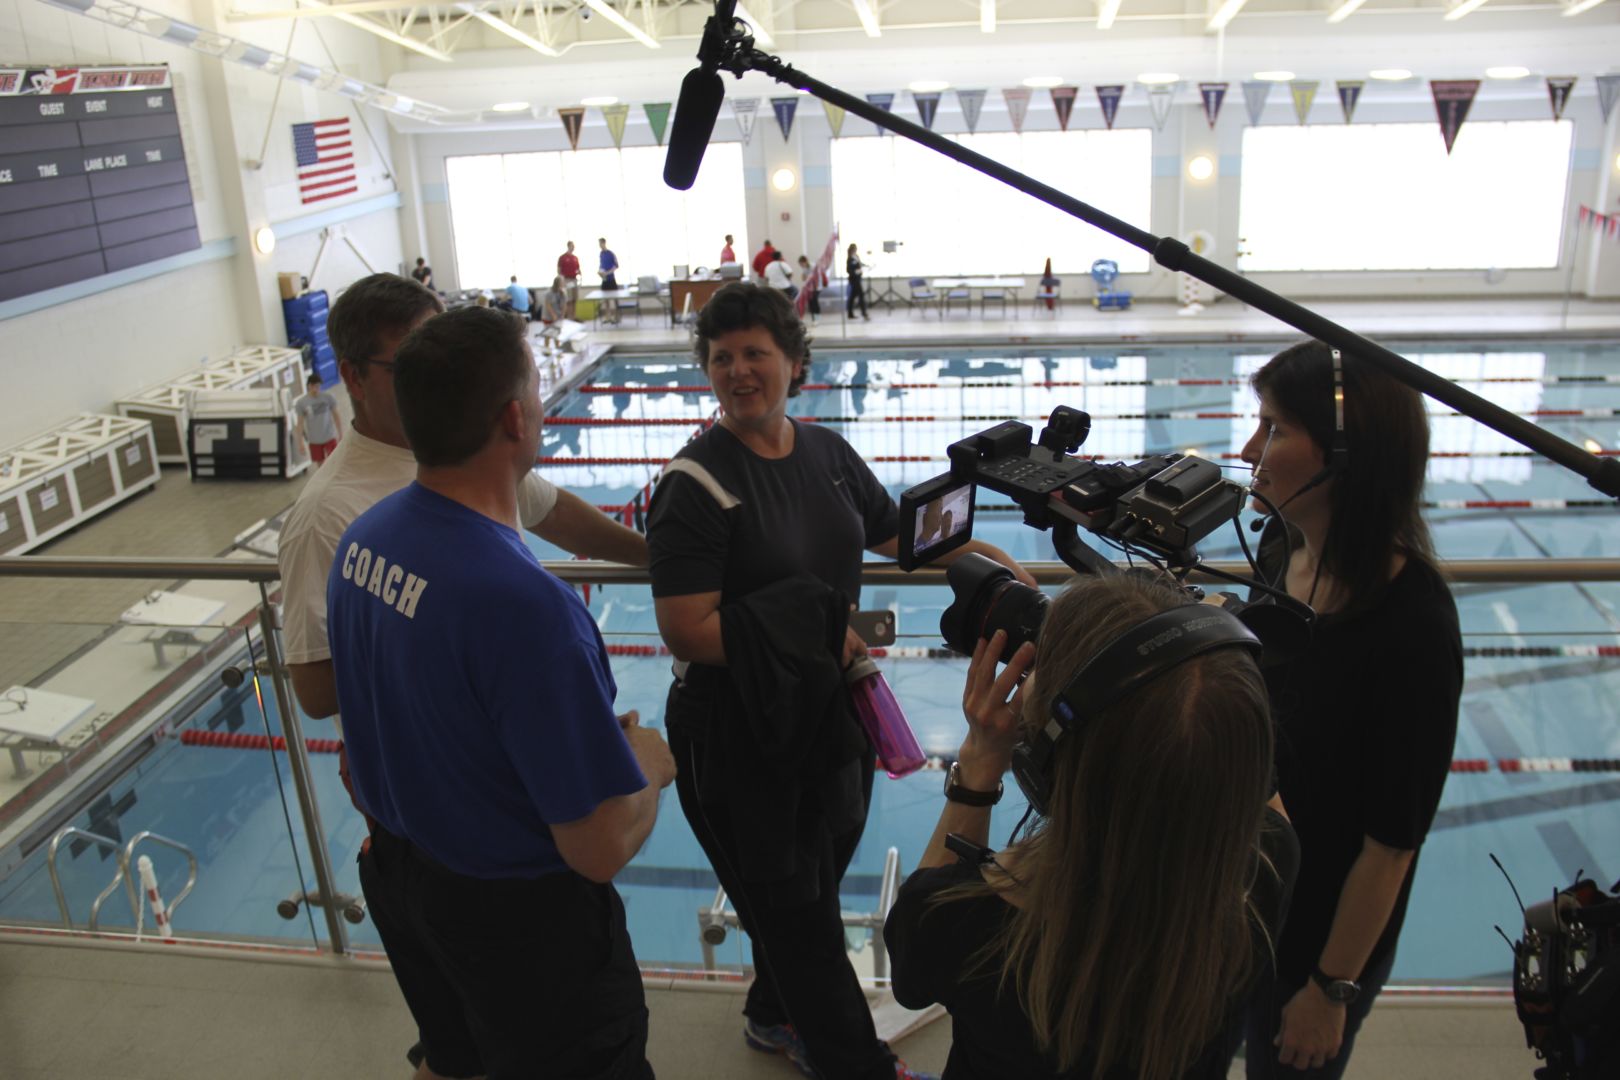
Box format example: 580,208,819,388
559,107,585,150
913,91,941,130
957,89,986,134
865,92,895,133
601,103,629,148
771,96,798,140
1290,80,1319,125
1003,88,1032,133
1242,81,1271,125
643,102,671,146
1095,85,1124,130
1597,75,1620,123
1430,79,1480,154
1546,78,1575,122
822,99,846,138
1051,86,1078,131
1199,82,1228,129
732,97,760,145
1336,81,1363,124
1148,84,1177,133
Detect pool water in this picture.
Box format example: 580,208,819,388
2,343,1616,985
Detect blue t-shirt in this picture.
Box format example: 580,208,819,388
326,483,646,878
599,248,618,274
506,282,530,311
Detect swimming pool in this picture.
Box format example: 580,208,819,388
2,341,1615,985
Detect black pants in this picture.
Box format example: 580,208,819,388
807,288,821,317
846,277,867,318
1238,947,1395,1080
359,827,653,1080
670,730,892,1080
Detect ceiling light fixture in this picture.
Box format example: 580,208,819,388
851,0,881,37
1022,76,1066,88
1254,70,1295,82
1369,68,1413,80
1096,0,1123,30
1206,0,1248,32
461,5,559,57
1485,65,1530,79
1325,0,1368,22
771,167,797,192
580,0,660,48
1187,155,1215,180
253,226,277,255
909,80,951,93
492,101,531,112
581,95,619,107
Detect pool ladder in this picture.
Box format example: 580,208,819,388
698,846,902,979
46,827,198,933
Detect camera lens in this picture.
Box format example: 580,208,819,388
940,553,1049,662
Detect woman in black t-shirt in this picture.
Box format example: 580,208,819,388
1232,341,1462,1078
647,283,1029,1080
885,574,1297,1080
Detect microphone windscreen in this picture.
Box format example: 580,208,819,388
664,68,725,191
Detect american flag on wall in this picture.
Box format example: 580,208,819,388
292,118,356,204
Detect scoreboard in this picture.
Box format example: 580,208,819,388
0,64,201,304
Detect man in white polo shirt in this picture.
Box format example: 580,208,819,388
278,272,647,727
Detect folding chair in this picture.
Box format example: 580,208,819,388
980,288,1008,318
943,286,972,317
1031,281,1062,317
908,278,938,316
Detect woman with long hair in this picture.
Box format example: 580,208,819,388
885,573,1298,1080
1233,341,1462,1077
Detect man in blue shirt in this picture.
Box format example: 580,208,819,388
328,305,674,1079
598,237,621,325
504,275,531,319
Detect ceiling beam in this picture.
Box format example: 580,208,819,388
1096,0,1122,29
850,0,881,37
459,2,559,54
580,0,660,47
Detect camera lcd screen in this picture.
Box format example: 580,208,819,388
897,475,976,571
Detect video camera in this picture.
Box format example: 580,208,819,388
897,407,1306,661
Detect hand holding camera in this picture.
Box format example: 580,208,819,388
959,629,1034,787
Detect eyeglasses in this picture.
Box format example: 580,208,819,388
0,688,29,715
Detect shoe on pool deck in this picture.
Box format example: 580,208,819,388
743,1019,818,1078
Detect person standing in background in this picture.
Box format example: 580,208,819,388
410,257,432,289
599,237,621,325
295,372,343,467
845,243,869,321
752,239,776,281
721,234,737,264
763,250,797,301
558,241,581,319
797,255,824,323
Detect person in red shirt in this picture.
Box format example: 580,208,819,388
751,239,775,280
557,241,581,318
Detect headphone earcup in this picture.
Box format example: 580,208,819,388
1011,741,1050,818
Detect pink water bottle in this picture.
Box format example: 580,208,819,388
845,657,927,779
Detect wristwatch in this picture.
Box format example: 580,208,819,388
943,762,1003,806
1310,965,1361,1005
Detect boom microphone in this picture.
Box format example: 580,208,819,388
662,1,738,190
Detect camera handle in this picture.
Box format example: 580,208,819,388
699,15,1620,500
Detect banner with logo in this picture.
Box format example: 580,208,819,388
1598,75,1620,123
643,102,670,146
1242,81,1271,125
865,92,895,133
822,99,846,137
0,65,170,95
957,89,986,134
601,103,629,148
1545,78,1575,122
559,107,585,150
1095,85,1124,130
1336,80,1363,123
913,91,941,130
1430,79,1480,154
1199,82,1228,129
1051,85,1078,131
1003,87,1031,133
1290,80,1318,125
771,96,798,140
732,97,760,144
1148,84,1178,133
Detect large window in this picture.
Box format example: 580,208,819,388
445,143,746,288
830,130,1152,277
1238,121,1572,271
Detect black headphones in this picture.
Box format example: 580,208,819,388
1010,602,1263,817
1249,346,1352,532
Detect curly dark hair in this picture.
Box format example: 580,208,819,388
692,282,811,397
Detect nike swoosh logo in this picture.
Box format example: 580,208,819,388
833,478,845,486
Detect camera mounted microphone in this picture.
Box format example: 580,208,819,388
663,1,741,190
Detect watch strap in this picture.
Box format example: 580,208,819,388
943,762,1003,806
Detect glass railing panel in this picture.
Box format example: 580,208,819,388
0,618,320,951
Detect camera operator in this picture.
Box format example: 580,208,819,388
1232,341,1462,1077
885,574,1298,1080
647,282,1030,1080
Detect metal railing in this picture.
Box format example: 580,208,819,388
44,826,200,934
4,552,1620,963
